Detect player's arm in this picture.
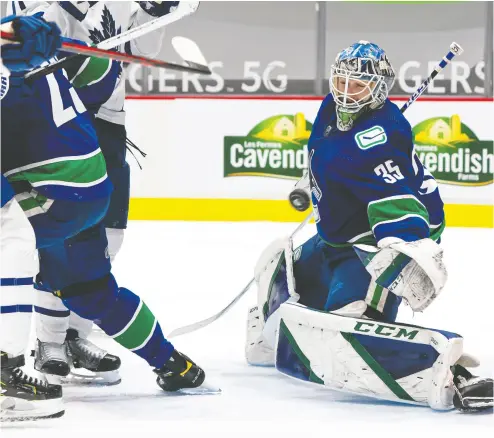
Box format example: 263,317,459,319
8,2,71,34
126,2,182,58
337,126,446,312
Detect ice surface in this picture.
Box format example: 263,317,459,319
3,222,493,436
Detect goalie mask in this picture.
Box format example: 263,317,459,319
330,41,395,131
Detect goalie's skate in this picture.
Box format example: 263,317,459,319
453,365,493,413
63,329,121,386
154,350,219,395
0,353,64,422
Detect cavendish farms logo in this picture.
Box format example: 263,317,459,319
224,114,312,179
412,115,493,186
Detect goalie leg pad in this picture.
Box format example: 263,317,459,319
275,302,463,410
246,237,294,365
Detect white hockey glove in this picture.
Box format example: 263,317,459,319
354,238,447,312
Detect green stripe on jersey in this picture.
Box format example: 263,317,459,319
71,56,112,88
368,195,429,231
7,151,107,188
114,301,156,351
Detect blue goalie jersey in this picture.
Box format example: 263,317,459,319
308,94,445,247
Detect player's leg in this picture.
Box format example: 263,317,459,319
13,192,113,380
245,234,327,365
0,180,63,422
66,118,129,344
41,221,206,392
63,118,130,380
36,223,121,385
93,117,129,260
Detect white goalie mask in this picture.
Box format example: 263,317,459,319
329,41,396,131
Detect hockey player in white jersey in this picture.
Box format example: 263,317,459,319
1,14,65,422
245,41,493,413
8,1,188,385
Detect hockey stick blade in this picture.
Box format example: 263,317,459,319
171,36,211,74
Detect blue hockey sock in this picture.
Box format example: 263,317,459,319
62,275,174,368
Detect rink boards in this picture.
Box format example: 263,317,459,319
124,96,493,227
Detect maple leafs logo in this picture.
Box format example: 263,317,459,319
88,5,122,76
88,5,120,45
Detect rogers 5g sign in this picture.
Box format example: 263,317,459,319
398,60,486,94
127,60,289,94
125,59,486,95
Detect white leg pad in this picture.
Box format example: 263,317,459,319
245,305,275,366
276,302,463,410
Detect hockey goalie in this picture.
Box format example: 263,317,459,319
245,41,493,414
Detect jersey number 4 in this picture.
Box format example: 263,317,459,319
374,160,404,184
46,72,86,128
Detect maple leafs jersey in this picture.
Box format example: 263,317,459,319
9,1,168,125
308,93,445,247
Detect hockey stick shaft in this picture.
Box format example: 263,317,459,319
1,31,211,75
167,212,314,338
400,42,463,113
23,1,200,81
167,41,464,339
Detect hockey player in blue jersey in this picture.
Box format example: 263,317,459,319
9,0,188,386
1,14,65,421
1,12,207,404
245,41,492,413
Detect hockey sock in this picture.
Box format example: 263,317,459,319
62,274,174,368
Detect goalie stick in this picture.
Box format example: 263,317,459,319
168,42,464,339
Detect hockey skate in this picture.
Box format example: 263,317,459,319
154,350,219,395
0,353,64,422
63,329,121,386
33,339,70,378
452,364,493,413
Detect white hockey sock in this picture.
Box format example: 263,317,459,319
0,282,34,357
36,292,70,345
69,311,93,339
106,228,124,263
0,197,38,357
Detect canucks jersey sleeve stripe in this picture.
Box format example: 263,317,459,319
4,149,102,177
368,194,431,243
6,150,111,201
70,56,113,88
6,151,107,186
